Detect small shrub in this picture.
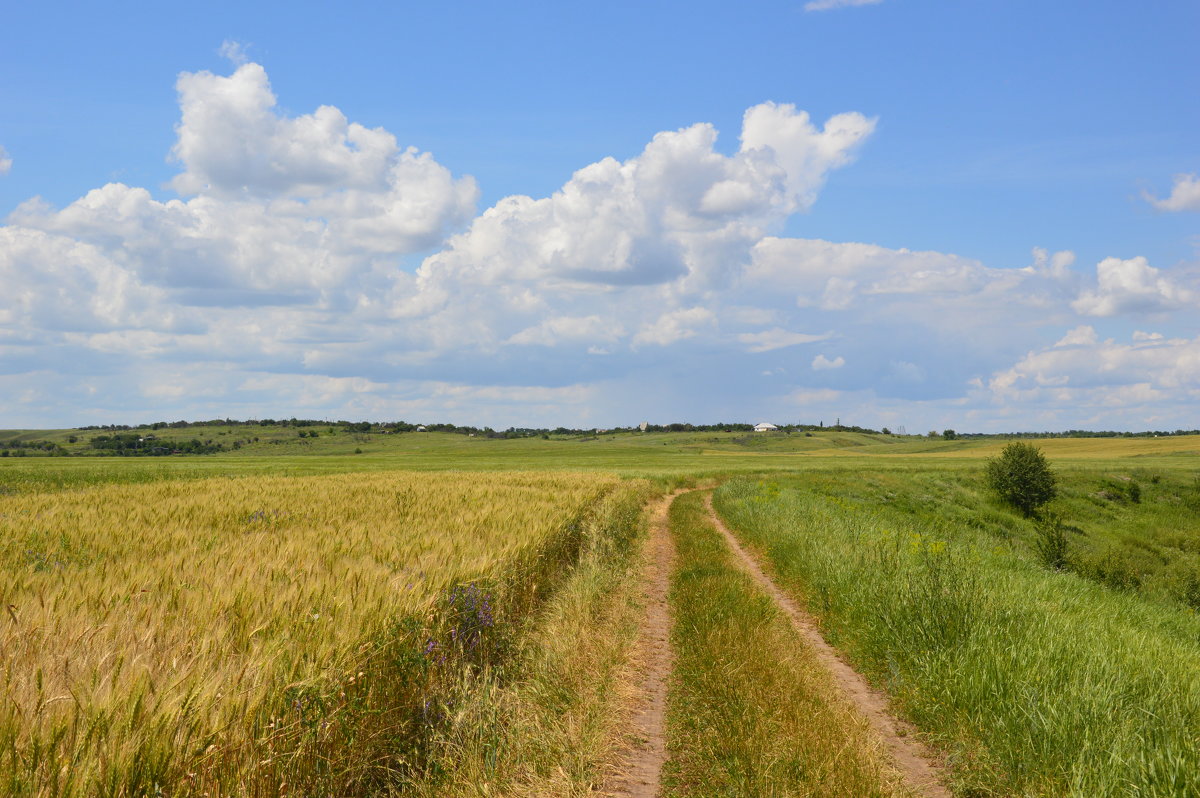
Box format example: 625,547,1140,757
1171,567,1200,610
1081,547,1142,591
985,442,1057,516
1033,513,1070,571
1098,478,1141,504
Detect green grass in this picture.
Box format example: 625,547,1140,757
715,475,1200,796
774,464,1200,610
663,491,909,798
6,428,1200,794
4,430,1199,495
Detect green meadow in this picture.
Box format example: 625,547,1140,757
2,425,1199,795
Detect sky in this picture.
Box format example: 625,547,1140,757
1,0,1197,432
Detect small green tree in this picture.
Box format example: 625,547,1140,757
985,441,1057,516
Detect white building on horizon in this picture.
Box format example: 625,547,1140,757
753,422,778,432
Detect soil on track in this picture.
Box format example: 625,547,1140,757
602,491,678,798
703,492,952,798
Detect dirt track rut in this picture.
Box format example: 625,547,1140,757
603,492,677,798
702,492,952,798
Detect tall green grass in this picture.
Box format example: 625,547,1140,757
715,477,1200,796
664,491,909,797
779,466,1200,611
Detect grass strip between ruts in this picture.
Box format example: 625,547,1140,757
663,490,911,798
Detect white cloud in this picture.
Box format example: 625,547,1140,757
988,332,1200,404
8,62,477,305
804,0,884,11
1072,256,1195,316
738,327,830,353
820,276,857,309
162,63,479,257
218,39,250,65
412,103,874,297
0,145,11,176
1026,247,1076,280
507,315,623,346
1054,325,1097,347
756,237,1017,299
812,353,846,370
1144,173,1200,212
171,63,388,197
0,226,173,333
633,307,716,347
5,57,1199,431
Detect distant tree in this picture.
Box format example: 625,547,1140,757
985,442,1057,516
943,429,957,440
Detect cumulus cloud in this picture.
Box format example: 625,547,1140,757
0,226,173,334
1054,325,1098,347
633,308,716,347
804,0,884,11
0,145,11,176
1072,256,1196,316
412,103,874,297
173,63,386,197
5,56,1198,431
812,353,845,370
988,330,1200,408
8,62,477,308
1144,173,1200,212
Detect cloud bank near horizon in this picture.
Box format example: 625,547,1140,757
2,61,1197,432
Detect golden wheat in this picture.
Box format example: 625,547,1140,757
0,470,621,795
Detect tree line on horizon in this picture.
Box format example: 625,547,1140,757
1,418,1197,459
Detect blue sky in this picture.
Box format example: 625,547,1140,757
1,0,1197,430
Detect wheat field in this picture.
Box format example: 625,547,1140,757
0,471,624,796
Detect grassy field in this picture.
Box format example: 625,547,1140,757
2,429,1199,795
714,472,1200,795
3,428,1198,491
